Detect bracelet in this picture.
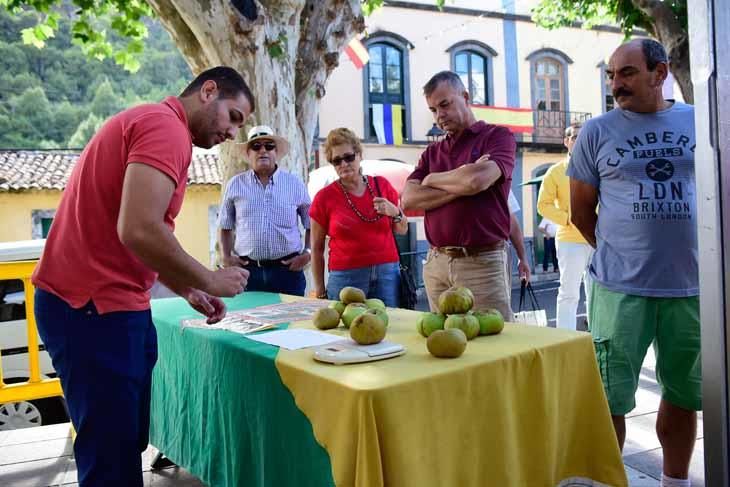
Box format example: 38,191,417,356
391,209,404,223
317,292,328,299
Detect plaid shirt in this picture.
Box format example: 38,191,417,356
218,168,311,260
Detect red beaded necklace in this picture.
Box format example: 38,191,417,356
337,175,383,223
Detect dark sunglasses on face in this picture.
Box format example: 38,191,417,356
331,153,357,166
250,141,277,152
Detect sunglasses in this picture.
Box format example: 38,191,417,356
250,141,277,152
331,153,357,166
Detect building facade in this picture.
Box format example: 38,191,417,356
316,0,681,263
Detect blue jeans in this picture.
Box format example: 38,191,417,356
327,262,400,307
244,265,306,296
34,289,157,487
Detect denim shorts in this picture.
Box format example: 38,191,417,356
326,262,400,307
589,281,702,415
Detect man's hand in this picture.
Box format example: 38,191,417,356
282,252,310,271
204,267,249,297
222,255,248,268
184,289,227,324
518,259,531,283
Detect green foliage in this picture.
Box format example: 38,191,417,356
363,0,445,15
0,5,190,149
2,0,152,72
67,112,103,148
532,0,687,39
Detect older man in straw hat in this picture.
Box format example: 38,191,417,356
218,125,312,295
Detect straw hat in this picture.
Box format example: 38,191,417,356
241,125,289,158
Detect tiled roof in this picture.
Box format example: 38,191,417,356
0,150,222,191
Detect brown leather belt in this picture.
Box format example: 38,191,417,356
433,241,505,258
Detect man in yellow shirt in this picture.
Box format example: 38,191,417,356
537,123,593,329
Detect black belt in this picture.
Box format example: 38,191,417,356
242,252,300,268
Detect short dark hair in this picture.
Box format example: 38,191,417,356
640,39,668,71
423,70,466,97
180,66,255,112
565,123,582,137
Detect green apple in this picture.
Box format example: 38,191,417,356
329,300,346,316
474,309,505,335
341,303,367,329
444,313,480,340
365,308,389,326
416,312,446,337
437,289,473,314
365,298,386,311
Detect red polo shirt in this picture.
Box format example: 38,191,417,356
309,176,400,271
32,97,193,313
408,121,516,247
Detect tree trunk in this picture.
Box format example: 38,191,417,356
631,0,693,103
146,0,365,184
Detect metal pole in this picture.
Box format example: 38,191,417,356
689,0,730,484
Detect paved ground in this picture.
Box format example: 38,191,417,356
1,273,705,486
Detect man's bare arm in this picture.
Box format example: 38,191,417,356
570,178,598,248
401,180,459,212
422,157,503,196
118,163,246,296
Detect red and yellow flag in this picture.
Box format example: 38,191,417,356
344,37,369,69
470,104,534,133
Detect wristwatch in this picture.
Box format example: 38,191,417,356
391,210,404,223
302,248,312,255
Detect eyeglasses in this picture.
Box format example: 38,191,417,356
250,141,277,152
331,153,357,166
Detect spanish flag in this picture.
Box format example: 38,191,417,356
372,104,404,145
344,37,369,69
470,104,534,134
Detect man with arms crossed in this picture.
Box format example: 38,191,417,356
32,67,254,487
402,71,515,320
569,40,700,487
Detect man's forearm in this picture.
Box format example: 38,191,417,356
220,229,235,257
423,161,502,196
304,229,311,250
401,182,459,211
572,212,597,248
510,229,528,263
120,221,212,293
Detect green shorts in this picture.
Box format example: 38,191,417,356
589,282,702,416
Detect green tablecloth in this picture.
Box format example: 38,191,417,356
149,292,334,487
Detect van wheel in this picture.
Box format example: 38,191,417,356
0,401,41,430
0,397,68,430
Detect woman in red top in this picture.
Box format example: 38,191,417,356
310,128,408,306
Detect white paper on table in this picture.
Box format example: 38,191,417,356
244,329,345,350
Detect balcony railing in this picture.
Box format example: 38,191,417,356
527,110,592,144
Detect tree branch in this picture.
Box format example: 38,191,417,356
630,0,693,102
295,1,363,165
146,0,210,73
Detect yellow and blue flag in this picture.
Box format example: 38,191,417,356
372,103,403,145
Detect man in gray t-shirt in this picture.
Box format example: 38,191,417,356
568,39,700,487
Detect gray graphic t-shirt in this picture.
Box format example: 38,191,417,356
567,102,697,297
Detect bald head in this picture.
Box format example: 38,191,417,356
606,39,669,113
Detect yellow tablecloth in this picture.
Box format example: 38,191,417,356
276,301,627,487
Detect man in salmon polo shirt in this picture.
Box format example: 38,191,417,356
402,70,516,320
31,66,254,487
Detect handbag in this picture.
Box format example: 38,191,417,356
374,177,418,309
513,280,548,326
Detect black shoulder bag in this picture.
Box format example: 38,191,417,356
374,177,418,309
